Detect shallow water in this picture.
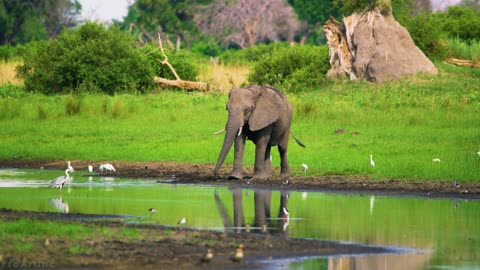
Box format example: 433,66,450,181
0,168,479,270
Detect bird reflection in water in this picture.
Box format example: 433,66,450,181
49,197,69,213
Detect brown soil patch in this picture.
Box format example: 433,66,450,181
1,159,479,199
0,209,389,270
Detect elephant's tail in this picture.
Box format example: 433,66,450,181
290,131,306,148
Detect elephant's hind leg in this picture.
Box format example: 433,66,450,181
278,142,290,177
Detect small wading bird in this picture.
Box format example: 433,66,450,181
88,165,93,173
99,163,116,174
201,249,214,263
67,161,74,172
178,217,186,225
302,163,308,172
230,244,244,263
370,154,375,167
49,169,71,190
148,208,157,220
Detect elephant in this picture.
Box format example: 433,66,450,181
214,85,305,180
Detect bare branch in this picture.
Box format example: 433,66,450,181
156,33,181,81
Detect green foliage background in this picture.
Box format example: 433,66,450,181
16,22,155,95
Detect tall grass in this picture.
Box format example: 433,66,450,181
197,62,250,91
0,60,22,85
446,38,480,60
0,62,479,181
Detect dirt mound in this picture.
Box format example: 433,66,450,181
323,9,438,82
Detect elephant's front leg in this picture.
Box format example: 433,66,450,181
253,136,271,180
230,133,246,180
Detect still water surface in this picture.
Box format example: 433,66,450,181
0,168,478,270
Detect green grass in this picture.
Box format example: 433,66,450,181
446,37,480,60
0,63,479,181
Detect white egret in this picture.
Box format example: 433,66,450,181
99,163,116,173
148,208,157,221
67,161,74,172
88,165,93,173
432,158,441,162
49,169,71,189
177,217,186,225
301,163,308,171
370,155,375,167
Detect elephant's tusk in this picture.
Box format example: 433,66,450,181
213,128,226,135
237,126,243,136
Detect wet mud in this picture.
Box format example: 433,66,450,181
1,159,479,199
0,159,478,269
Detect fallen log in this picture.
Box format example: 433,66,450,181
153,77,210,91
445,58,480,68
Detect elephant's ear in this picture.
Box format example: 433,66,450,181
249,87,283,131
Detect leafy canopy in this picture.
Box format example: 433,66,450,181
17,22,154,95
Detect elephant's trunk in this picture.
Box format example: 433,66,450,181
214,117,242,174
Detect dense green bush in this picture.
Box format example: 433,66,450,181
248,45,330,93
401,12,448,60
446,38,480,60
16,22,154,95
433,6,480,41
141,44,198,81
219,42,290,64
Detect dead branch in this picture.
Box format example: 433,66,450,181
445,58,480,68
149,32,212,91
156,32,181,81
153,77,210,91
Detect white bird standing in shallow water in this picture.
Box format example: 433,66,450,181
67,161,74,172
99,163,116,173
370,154,375,167
88,165,93,173
49,169,71,190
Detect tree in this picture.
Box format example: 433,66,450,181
120,0,209,49
195,0,300,48
0,0,81,45
287,0,340,44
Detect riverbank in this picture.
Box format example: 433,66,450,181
1,159,479,199
0,208,391,270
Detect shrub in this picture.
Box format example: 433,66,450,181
446,38,480,60
219,42,290,65
141,44,198,81
16,22,155,95
433,6,480,42
248,45,330,93
401,12,448,60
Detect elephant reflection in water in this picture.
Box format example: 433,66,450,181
215,188,290,236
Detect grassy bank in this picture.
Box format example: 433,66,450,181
0,62,479,181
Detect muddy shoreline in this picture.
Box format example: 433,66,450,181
1,159,478,269
0,208,394,270
1,159,479,199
